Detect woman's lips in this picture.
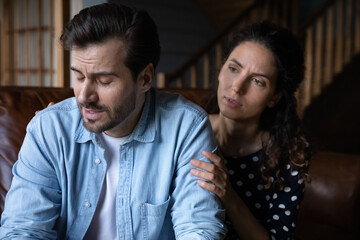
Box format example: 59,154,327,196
224,96,241,108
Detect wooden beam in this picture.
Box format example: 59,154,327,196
156,72,165,88
334,0,344,74
302,27,314,111
1,0,10,85
313,17,324,96
190,65,197,88
50,0,54,86
37,0,43,86
344,0,353,64
203,53,210,89
7,26,53,33
176,77,183,88
281,0,288,28
14,0,19,85
324,5,334,86
8,68,54,73
262,0,271,20
271,0,279,25
291,0,299,33
355,0,360,53
215,43,222,75
55,0,70,87
25,0,30,85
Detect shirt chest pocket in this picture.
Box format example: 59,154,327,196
140,196,171,240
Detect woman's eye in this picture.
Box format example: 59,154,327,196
253,78,265,87
228,66,238,73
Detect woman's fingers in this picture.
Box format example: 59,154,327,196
202,150,221,163
191,168,218,184
35,102,55,115
190,162,227,189
196,179,223,196
190,159,216,173
191,150,231,199
202,150,227,169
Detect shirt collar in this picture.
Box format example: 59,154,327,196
74,88,156,144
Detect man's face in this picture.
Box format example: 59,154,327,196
71,38,145,137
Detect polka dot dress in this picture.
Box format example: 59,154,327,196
224,149,305,240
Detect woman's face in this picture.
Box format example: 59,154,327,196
217,41,281,122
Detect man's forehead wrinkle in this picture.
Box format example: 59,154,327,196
71,56,109,76
72,52,102,66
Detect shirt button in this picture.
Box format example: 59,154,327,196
95,158,101,164
85,202,91,208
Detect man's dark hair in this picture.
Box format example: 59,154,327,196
60,3,161,79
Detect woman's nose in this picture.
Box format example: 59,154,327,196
232,75,248,95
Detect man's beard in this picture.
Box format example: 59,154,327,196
79,92,137,133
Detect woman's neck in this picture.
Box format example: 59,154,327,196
210,113,265,157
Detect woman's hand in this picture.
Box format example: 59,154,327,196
190,150,231,200
35,102,55,115
192,151,270,239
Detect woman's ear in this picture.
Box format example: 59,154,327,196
267,92,282,108
137,63,154,92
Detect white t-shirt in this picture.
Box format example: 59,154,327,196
83,132,130,240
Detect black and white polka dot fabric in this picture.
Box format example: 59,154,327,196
224,149,305,240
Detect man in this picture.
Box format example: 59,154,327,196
0,3,225,240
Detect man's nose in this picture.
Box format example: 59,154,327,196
77,80,98,103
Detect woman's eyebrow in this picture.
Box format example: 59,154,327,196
229,59,270,79
229,58,242,67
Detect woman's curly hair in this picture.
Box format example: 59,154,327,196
223,21,311,190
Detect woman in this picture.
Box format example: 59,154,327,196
190,21,311,240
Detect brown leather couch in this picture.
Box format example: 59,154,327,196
1,86,359,239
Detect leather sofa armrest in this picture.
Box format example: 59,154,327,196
295,151,360,239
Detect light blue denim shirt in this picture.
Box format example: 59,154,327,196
0,88,226,240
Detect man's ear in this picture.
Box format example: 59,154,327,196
137,63,154,92
267,92,282,108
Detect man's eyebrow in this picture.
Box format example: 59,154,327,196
70,66,81,73
70,66,119,77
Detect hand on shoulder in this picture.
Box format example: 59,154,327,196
35,102,55,115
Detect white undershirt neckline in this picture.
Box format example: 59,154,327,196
83,132,130,240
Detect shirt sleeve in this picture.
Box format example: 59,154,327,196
265,166,305,240
0,119,61,239
170,114,226,240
